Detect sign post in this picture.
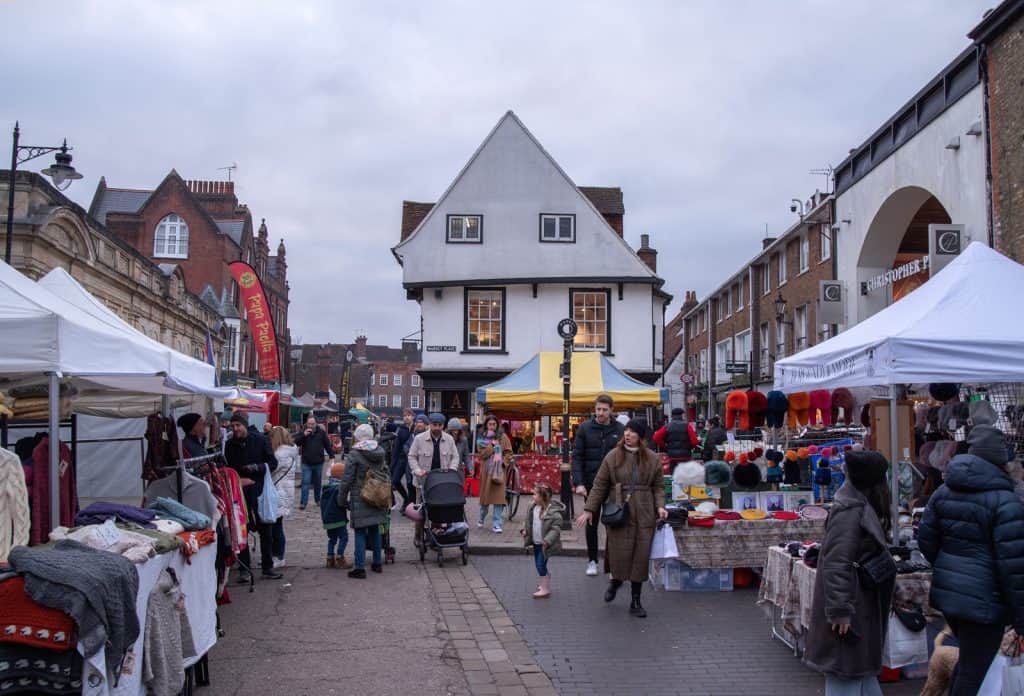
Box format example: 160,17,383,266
556,318,578,527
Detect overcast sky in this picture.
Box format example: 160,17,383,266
4,0,993,347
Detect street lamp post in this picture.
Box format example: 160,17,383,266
5,122,83,264
556,318,578,528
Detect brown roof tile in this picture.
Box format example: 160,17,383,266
579,187,624,215
401,201,434,241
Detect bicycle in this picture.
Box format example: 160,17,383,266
504,457,522,520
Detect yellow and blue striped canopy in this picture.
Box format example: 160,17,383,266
475,352,668,417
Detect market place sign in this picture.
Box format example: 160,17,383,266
862,255,929,295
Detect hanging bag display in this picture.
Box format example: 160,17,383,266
257,465,279,523
601,464,639,528
361,462,392,510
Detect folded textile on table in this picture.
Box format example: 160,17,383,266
75,502,155,529
143,472,220,525
146,497,211,531
123,527,185,555
0,642,83,694
7,539,140,676
143,569,196,696
176,529,217,560
151,519,185,536
0,576,74,651
49,524,158,564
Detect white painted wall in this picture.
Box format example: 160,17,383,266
835,85,988,324
421,282,663,374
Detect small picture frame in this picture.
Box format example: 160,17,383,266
734,492,759,511
784,491,813,511
759,492,786,513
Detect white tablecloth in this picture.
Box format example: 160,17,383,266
80,542,218,696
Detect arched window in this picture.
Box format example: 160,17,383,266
154,214,189,258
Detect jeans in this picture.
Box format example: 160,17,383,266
584,483,599,563
239,520,274,573
532,544,548,576
354,525,382,569
947,618,1005,696
824,675,882,696
301,463,323,507
326,526,349,556
478,504,505,529
392,459,412,507
271,516,286,559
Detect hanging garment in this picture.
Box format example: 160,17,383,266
29,436,77,546
143,569,197,696
142,414,179,483
0,447,30,561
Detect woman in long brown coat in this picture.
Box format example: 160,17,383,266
476,415,511,533
576,419,667,617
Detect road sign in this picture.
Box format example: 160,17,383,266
725,361,748,375
557,318,578,340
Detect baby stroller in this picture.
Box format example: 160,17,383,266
420,469,469,567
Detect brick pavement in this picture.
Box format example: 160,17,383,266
465,494,603,557
472,555,923,696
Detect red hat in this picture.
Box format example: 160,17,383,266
687,516,715,527
738,452,749,464
724,451,736,463
0,576,74,650
752,447,764,458
714,510,741,521
807,445,819,455
772,511,800,521
820,447,832,458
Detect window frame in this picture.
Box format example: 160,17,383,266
820,227,832,262
538,213,577,243
378,374,388,386
799,235,810,274
393,374,403,387
795,304,809,350
154,213,189,259
775,318,788,359
411,374,421,388
762,263,771,296
569,287,612,353
699,348,709,384
463,287,507,353
392,394,402,408
736,281,744,311
446,214,483,244
778,251,788,285
759,322,771,377
410,394,421,409
734,328,752,366
714,337,733,385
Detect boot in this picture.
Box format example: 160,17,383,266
336,555,352,569
533,574,551,599
604,579,622,603
325,555,336,569
629,591,647,618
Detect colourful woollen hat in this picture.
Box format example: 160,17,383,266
740,508,768,521
704,460,732,486
772,511,800,521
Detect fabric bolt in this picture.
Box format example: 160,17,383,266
143,472,219,524
0,575,74,651
0,448,29,563
0,643,83,695
142,569,196,696
7,539,140,676
146,497,212,531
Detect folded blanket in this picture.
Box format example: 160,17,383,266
146,497,212,531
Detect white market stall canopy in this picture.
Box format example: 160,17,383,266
774,242,1024,392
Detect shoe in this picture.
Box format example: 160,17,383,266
533,575,551,599
477,520,484,528
604,580,622,603
273,557,286,569
348,568,367,579
586,561,599,576
371,563,383,574
299,504,307,511
325,555,336,569
492,525,503,534
261,569,284,580
336,556,351,569
629,596,647,618
236,573,252,585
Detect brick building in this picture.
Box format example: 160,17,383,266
293,337,425,417
679,193,835,417
89,171,290,384
970,0,1024,262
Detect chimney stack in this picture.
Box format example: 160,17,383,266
355,335,368,360
762,237,777,250
317,344,331,393
637,234,658,273
681,290,699,314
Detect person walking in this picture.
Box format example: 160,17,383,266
571,394,624,576
448,418,471,475
804,451,895,696
576,419,666,617
918,425,1024,695
521,483,564,599
269,426,299,569
652,407,699,468
320,461,351,569
476,415,512,533
295,414,334,510
701,416,727,462
224,412,283,581
408,413,460,543
336,424,390,579
391,409,416,509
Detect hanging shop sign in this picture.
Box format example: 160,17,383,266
229,261,281,383
426,345,457,352
817,280,845,325
928,224,965,276
862,256,929,295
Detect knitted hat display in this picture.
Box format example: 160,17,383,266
724,451,736,463
714,510,742,521
740,508,768,520
969,400,999,427
766,391,789,429
0,576,74,651
704,460,732,486
807,445,819,456
752,447,764,459
796,448,812,486
732,453,762,489
783,450,801,485
675,460,706,488
772,511,800,521
788,392,811,429
809,390,832,427
845,450,890,489
929,383,961,402
746,390,768,428
830,388,856,426
725,390,750,430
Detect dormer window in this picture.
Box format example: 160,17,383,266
447,215,482,243
154,214,189,259
540,214,575,243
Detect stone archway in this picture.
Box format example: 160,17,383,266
856,186,951,320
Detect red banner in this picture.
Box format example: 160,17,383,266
229,261,281,383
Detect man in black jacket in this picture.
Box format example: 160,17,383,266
572,394,624,576
391,408,415,509
295,414,334,510
225,411,282,581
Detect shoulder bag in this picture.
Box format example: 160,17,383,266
854,547,897,590
601,463,639,528
360,460,392,510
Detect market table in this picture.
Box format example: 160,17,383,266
82,541,218,696
673,518,826,568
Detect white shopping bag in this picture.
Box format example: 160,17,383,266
1004,656,1024,695
881,613,928,668
649,524,679,560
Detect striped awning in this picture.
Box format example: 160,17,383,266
475,352,667,417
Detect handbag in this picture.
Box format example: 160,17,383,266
360,463,392,509
854,548,897,590
490,455,505,485
256,465,280,523
601,464,639,528
894,607,926,633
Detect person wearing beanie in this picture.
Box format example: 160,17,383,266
804,450,894,693
177,413,207,458
571,395,624,577
295,414,336,511
652,408,699,468
320,460,351,569
447,418,471,476
577,419,667,619
919,425,1024,694
701,416,727,462
224,410,282,581
336,423,390,578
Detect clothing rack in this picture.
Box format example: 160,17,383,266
156,452,222,503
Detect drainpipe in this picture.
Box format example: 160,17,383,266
979,44,996,249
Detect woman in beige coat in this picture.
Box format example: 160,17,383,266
475,415,512,533
576,419,667,618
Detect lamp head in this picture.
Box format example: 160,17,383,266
41,141,82,191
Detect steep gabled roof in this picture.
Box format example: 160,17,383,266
91,188,151,224
215,220,245,245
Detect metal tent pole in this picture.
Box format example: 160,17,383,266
888,384,900,541
48,372,60,532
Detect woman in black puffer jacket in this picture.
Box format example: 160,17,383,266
919,425,1024,696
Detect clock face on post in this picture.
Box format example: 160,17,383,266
557,318,578,341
